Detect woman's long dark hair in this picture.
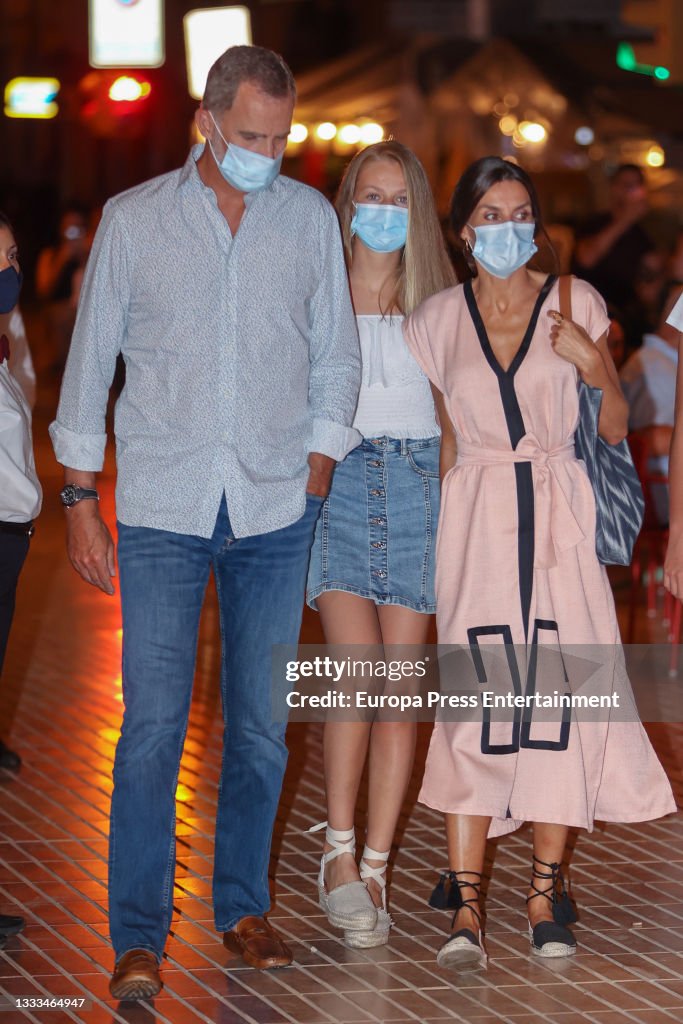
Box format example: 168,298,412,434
450,156,557,276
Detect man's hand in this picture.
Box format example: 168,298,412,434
306,452,335,499
66,500,116,595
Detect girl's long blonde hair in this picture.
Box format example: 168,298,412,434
335,141,456,316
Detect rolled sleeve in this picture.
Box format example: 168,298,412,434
309,416,361,461
48,420,107,472
49,200,130,470
306,201,361,460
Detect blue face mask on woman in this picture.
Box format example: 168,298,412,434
350,203,409,253
0,266,22,314
468,220,537,279
208,113,282,193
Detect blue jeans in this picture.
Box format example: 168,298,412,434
109,495,322,962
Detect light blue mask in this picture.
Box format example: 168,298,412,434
350,203,408,253
469,220,537,278
209,113,282,192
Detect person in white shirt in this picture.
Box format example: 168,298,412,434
620,286,682,524
0,210,42,944
663,288,683,596
0,306,36,410
306,142,455,947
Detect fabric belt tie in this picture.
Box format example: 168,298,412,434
456,434,584,569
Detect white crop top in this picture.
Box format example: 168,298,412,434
352,315,439,439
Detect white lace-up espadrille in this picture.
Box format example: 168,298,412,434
309,822,378,931
343,845,392,948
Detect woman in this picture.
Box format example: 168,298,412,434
307,141,455,947
0,211,42,942
403,157,676,969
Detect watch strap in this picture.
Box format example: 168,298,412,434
60,485,99,507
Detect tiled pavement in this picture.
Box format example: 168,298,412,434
0,390,682,1024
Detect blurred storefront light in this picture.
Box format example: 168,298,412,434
4,77,60,119
518,121,547,144
288,123,308,144
291,121,383,149
108,75,151,102
316,121,337,141
184,6,252,100
338,124,361,145
499,115,518,136
646,144,665,167
89,0,164,69
575,126,595,146
359,122,384,145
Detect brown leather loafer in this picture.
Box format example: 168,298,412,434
109,948,162,1001
223,915,292,969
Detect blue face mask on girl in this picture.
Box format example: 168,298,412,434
468,220,537,279
350,203,409,253
0,266,22,314
208,113,282,193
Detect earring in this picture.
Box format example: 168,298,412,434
464,238,473,255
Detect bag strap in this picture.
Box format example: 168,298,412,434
558,274,573,322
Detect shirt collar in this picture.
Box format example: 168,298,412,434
177,143,283,204
643,333,679,364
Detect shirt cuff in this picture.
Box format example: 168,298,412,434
49,420,107,472
307,418,362,462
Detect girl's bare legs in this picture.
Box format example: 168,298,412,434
363,604,431,905
317,591,382,893
317,594,432,902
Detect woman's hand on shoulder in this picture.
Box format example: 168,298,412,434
547,310,601,378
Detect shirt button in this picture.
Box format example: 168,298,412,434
370,438,383,446
369,459,383,468
370,516,384,525
371,541,385,549
369,488,384,497
373,569,387,579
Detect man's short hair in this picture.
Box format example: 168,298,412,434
203,45,296,113
611,163,645,185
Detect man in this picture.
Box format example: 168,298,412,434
620,285,682,524
573,163,655,312
50,46,360,1000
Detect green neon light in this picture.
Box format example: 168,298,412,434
617,42,637,71
617,42,670,80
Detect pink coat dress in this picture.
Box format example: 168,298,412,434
403,275,676,837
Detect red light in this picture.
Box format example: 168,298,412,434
109,75,151,103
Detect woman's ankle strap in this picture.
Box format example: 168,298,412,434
308,821,357,863
361,845,390,864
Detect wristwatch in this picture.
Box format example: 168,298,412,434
60,484,100,508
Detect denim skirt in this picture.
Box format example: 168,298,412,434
306,436,440,613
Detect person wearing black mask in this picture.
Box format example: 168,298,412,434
0,210,42,944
